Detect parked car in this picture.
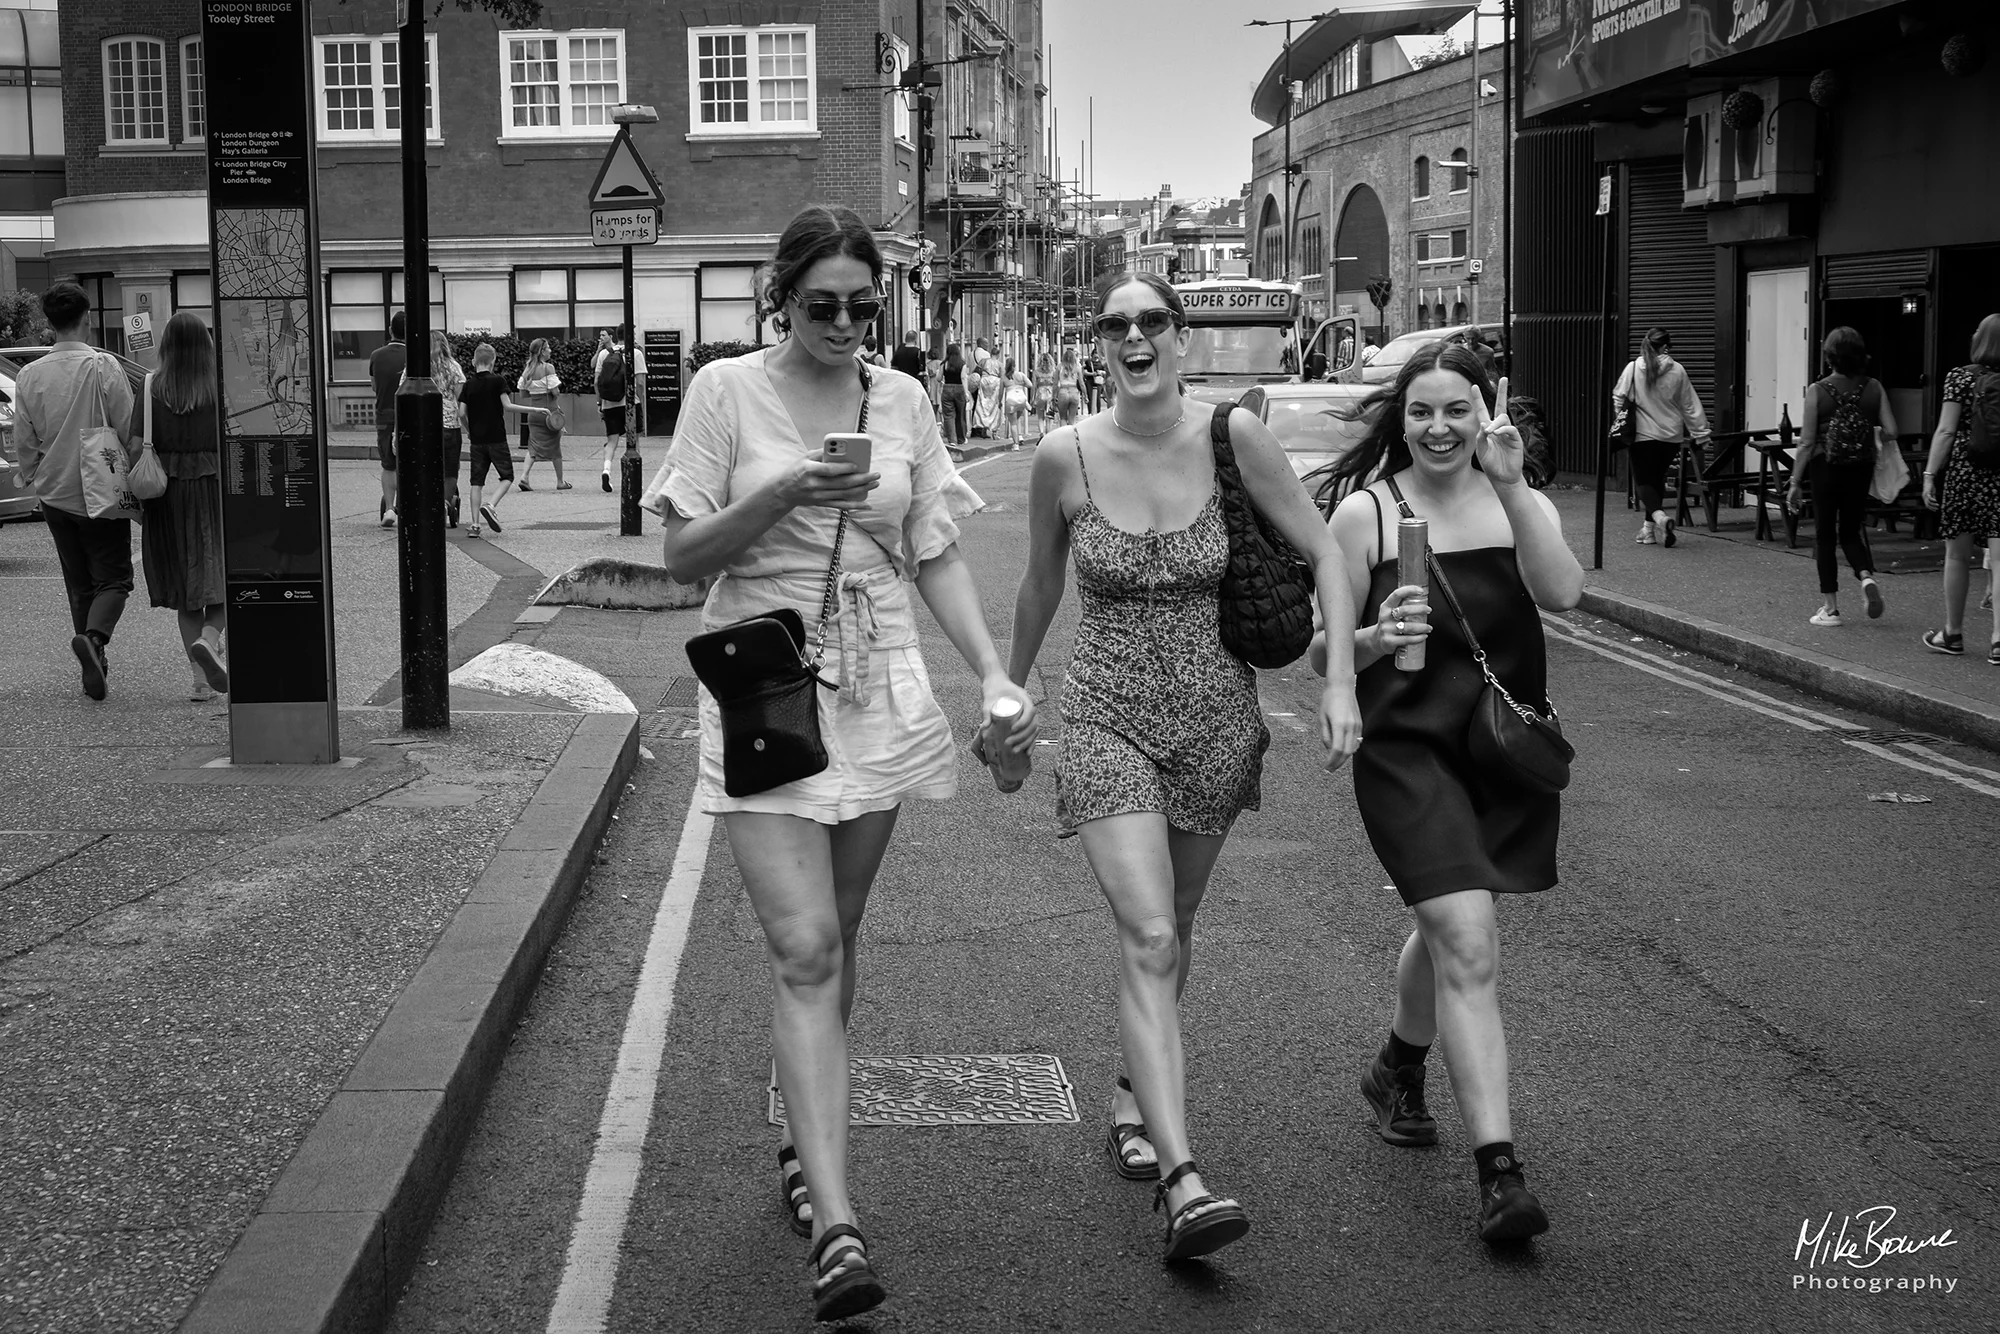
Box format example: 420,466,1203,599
1236,380,1377,482
1360,322,1505,385
0,347,150,526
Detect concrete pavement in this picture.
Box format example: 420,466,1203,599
0,456,656,1332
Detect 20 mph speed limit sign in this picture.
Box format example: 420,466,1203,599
592,207,658,246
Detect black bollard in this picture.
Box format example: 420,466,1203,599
620,432,643,536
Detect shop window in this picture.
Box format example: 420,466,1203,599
102,36,167,146
511,266,622,342
316,36,439,142
172,272,213,327
1413,155,1430,201
501,29,624,139
687,26,817,136
180,38,205,143
327,270,443,382
0,9,63,157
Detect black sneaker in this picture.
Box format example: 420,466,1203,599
600,470,613,493
479,503,502,534
72,634,107,701
1478,1158,1550,1243
1360,1055,1438,1147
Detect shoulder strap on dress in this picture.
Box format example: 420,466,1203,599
1071,428,1094,501
1364,487,1385,566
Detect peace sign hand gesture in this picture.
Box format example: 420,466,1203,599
1474,376,1526,486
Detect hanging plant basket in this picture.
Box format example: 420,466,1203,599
1721,89,1765,131
1809,69,1841,108
1941,33,1988,78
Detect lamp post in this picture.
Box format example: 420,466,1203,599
1247,13,1329,282
394,3,447,730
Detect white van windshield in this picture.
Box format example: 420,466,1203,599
1182,326,1295,377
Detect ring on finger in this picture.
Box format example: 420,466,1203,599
1395,618,1406,632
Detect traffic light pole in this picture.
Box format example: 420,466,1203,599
395,7,448,729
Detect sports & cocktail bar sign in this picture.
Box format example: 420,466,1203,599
1520,0,1904,117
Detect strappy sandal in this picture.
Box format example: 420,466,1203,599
778,1145,811,1238
808,1223,886,1322
1106,1075,1159,1181
1154,1160,1250,1263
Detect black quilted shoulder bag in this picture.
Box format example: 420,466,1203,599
684,364,870,797
1383,476,1573,795
1211,402,1316,668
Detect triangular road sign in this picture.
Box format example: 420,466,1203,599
588,131,664,209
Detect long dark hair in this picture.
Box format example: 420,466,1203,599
761,204,883,334
1313,342,1552,509
944,342,964,371
156,310,215,413
1637,326,1671,387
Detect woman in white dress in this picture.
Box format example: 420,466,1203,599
661,204,1035,1323
972,343,1004,438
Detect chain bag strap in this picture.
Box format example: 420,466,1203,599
807,362,869,671
1383,476,1572,794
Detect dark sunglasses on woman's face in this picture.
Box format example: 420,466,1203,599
1093,309,1178,340
796,295,884,325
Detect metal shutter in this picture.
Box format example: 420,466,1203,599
1822,251,1931,299
1625,161,1717,409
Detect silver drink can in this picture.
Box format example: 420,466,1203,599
981,696,1031,792
1395,515,1428,672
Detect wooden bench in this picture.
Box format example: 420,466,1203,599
1664,427,1936,546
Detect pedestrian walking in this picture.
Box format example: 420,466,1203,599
1611,327,1710,548
455,342,526,538
939,342,968,445
1785,327,1897,627
139,312,229,701
592,329,630,494
659,203,1035,1323
1033,348,1058,433
1920,312,2000,660
1056,346,1084,425
399,330,465,529
1010,272,1363,1263
1003,357,1032,444
1316,343,1582,1246
889,329,924,380
515,338,566,491
369,310,407,527
11,282,137,701
972,343,1004,439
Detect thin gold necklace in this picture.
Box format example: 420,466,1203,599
1114,406,1185,438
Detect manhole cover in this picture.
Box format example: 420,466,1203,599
1847,729,1946,746
768,1054,1078,1126
657,676,698,710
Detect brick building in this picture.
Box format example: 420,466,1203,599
1245,5,1507,345
0,0,63,295
48,0,957,422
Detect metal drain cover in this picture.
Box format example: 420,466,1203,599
1847,729,1946,746
657,676,699,710
768,1054,1078,1126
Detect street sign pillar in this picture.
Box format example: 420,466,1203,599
201,0,339,764
590,116,662,538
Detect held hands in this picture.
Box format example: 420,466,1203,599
1318,680,1363,772
1474,376,1526,486
1372,584,1432,658
982,675,1039,753
780,450,881,513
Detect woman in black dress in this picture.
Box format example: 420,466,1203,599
140,312,229,700
1312,343,1582,1243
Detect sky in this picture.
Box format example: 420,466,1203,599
1041,1,1484,207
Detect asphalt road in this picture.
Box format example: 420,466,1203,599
385,448,1993,1333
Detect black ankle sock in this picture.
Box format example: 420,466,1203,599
1473,1141,1520,1183
1384,1030,1431,1069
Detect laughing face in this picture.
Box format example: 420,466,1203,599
1096,280,1188,401
1402,368,1484,472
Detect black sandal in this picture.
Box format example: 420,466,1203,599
778,1145,811,1238
1107,1075,1160,1180
1154,1160,1250,1262
808,1223,886,1322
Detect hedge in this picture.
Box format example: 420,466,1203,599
437,333,599,390
687,340,763,379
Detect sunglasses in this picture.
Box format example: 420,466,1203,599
1093,309,1179,340
795,294,884,325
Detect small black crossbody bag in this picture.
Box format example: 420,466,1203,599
1384,477,1573,795
684,364,870,798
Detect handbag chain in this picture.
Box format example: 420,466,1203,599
1382,476,1555,727
807,362,872,670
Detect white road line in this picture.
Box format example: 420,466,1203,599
1544,614,1863,729
545,787,715,1334
1544,617,2000,800
957,448,1028,474
1897,741,2000,784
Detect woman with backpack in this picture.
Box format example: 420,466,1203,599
1611,327,1710,548
1786,327,1897,627
1920,313,2000,661
593,330,630,493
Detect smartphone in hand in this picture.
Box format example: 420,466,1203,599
823,432,873,474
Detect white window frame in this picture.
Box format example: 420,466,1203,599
1415,229,1467,265
498,29,625,141
314,35,440,144
102,35,168,146
179,36,205,144
1445,150,1470,195
887,33,911,145
685,24,819,139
